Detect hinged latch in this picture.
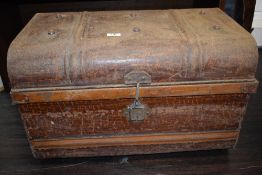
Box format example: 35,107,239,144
123,71,151,122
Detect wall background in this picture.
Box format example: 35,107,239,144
252,0,262,46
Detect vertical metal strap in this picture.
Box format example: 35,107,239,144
135,82,140,101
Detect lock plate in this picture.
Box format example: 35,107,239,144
123,71,151,122
123,100,150,122
124,71,151,85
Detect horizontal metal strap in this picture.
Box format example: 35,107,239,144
31,130,239,150
10,80,258,104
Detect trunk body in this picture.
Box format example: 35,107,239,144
7,8,258,158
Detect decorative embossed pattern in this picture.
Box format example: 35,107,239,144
19,94,248,139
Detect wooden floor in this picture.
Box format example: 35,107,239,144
0,49,261,175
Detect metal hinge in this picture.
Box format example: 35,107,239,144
123,71,151,122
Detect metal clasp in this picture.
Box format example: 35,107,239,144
123,71,151,122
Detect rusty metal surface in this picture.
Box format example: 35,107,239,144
11,80,258,104
7,8,258,159
19,94,248,140
7,8,258,89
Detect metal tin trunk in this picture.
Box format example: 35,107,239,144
7,8,258,158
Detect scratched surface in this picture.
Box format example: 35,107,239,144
19,94,247,140
0,76,262,174
1,48,262,174
7,8,258,89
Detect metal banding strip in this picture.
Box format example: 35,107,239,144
11,80,258,104
31,131,239,149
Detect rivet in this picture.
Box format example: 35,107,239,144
56,14,63,19
199,10,206,15
212,25,221,30
130,13,137,18
133,27,140,32
48,30,56,35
